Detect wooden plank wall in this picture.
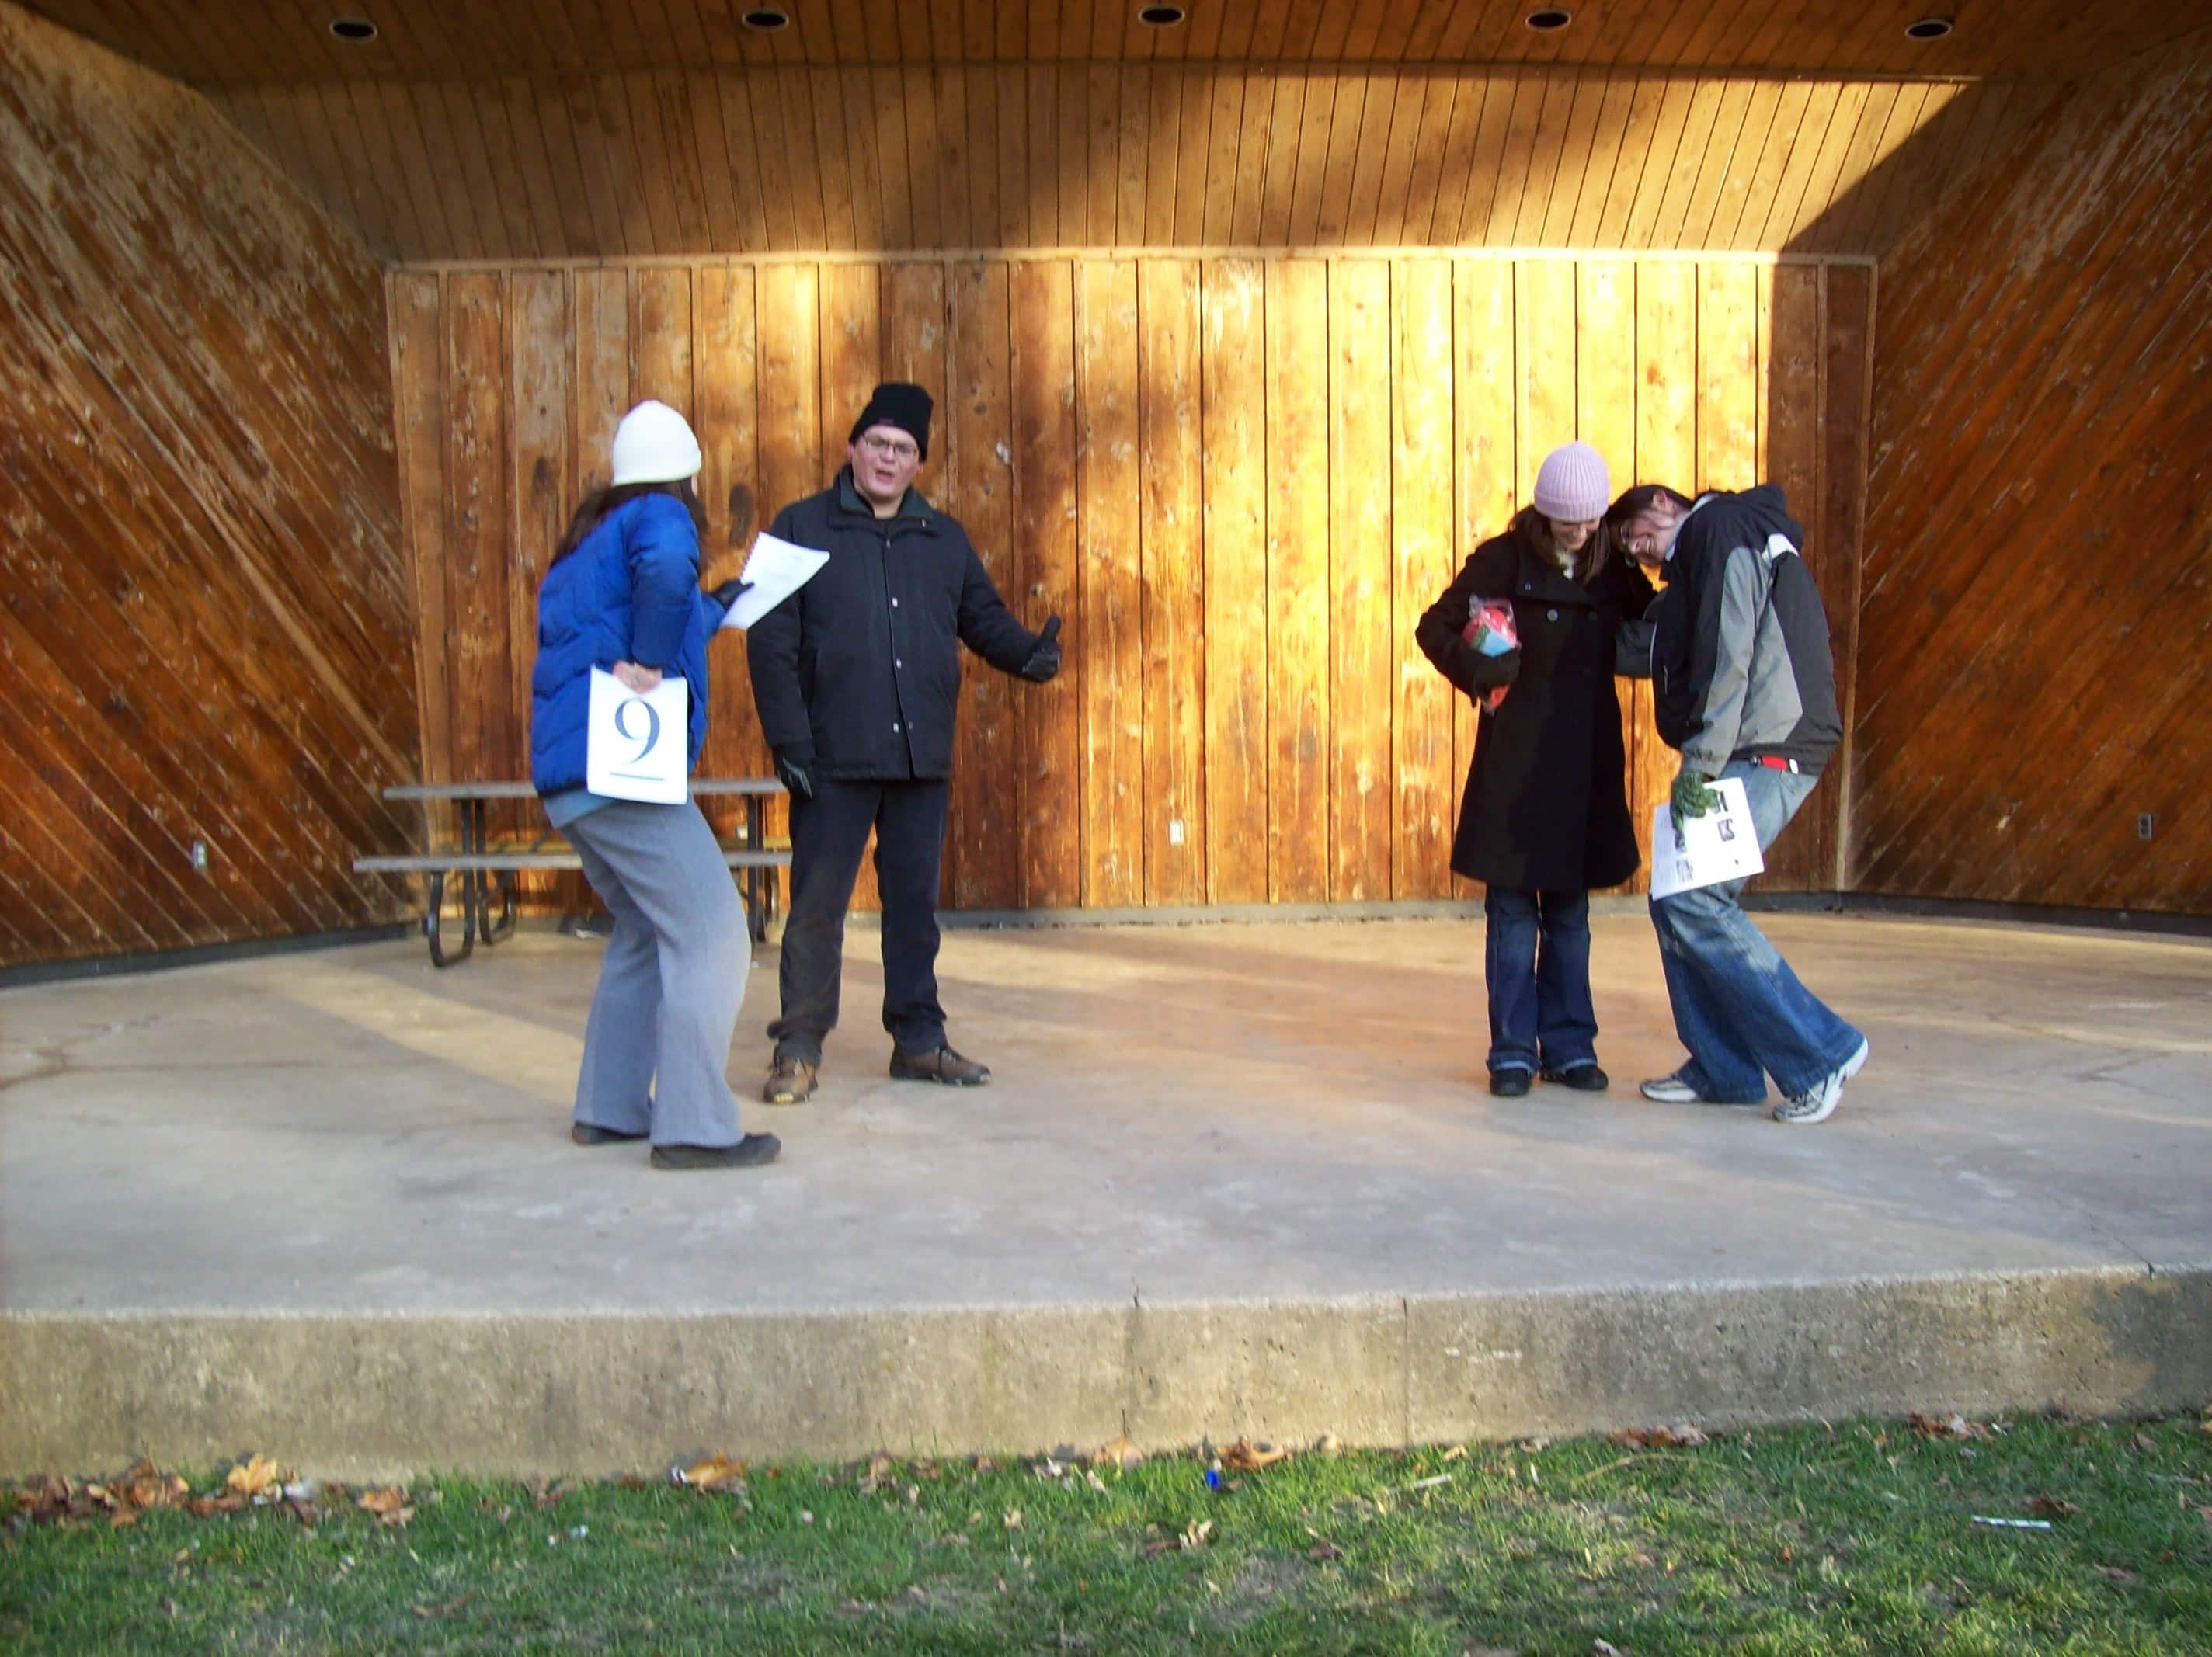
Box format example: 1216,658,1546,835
394,251,1873,912
1853,45,2212,915
212,65,2050,265
0,2,417,970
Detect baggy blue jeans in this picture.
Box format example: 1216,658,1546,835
1647,759,1864,1103
1484,888,1598,1078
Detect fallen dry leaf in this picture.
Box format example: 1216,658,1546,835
1003,1509,1023,1530
1090,1437,1143,1471
357,1487,414,1527
1607,1424,1708,1450
226,1454,283,1499
678,1454,748,1492
1592,1641,1623,1656
1908,1412,1988,1440
1308,1538,1343,1561
2027,1494,2080,1519
1219,1437,1291,1473
2096,1565,2141,1586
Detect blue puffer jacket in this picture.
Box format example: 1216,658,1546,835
530,493,722,798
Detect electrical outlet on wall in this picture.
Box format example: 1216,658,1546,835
1168,818,1185,847
2137,813,2156,841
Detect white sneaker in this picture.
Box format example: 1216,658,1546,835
1639,1071,1706,1104
1774,1038,1870,1126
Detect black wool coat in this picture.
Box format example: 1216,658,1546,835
746,471,1042,780
1415,526,1655,893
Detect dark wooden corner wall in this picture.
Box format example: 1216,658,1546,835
1853,43,2212,915
0,1,419,968
393,252,1871,912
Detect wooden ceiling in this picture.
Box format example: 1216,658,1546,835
208,64,2054,262
23,0,2203,82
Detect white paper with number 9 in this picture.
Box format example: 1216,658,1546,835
586,668,689,804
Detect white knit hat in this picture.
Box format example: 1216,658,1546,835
1532,440,1611,523
610,399,703,486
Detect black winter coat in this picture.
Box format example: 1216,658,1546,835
1415,525,1654,892
746,471,1043,780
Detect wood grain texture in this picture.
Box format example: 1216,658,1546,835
37,0,2196,81
381,249,1869,915
1327,259,1392,901
1073,258,1143,906
1138,257,1206,904
945,259,1021,908
1390,258,1455,899
200,63,2042,262
0,2,416,967
1264,257,1331,904
1010,260,1082,907
1199,258,1269,904
1856,48,2212,915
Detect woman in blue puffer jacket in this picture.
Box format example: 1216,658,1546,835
531,399,777,1172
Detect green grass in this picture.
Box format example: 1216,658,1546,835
4,1414,2208,1655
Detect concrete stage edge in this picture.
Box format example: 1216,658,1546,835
3,915,2207,1478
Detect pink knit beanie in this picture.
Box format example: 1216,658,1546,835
1532,441,1610,523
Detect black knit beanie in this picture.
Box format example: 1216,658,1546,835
847,382,934,461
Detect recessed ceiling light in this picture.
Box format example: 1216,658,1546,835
329,16,377,42
1905,17,1953,40
1139,3,1188,23
740,6,791,29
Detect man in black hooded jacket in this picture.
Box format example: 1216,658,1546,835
747,383,1062,1105
1609,483,1869,1126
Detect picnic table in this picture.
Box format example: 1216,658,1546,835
355,780,788,966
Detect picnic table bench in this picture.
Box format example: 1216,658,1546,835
356,780,788,967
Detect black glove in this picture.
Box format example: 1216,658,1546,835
1017,614,1063,683
1480,646,1522,690
774,750,815,801
708,578,754,612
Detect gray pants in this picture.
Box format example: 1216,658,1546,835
566,800,748,1148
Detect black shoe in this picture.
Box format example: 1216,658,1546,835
1488,1068,1532,1097
650,1133,781,1170
889,1044,992,1086
571,1122,646,1145
1541,1064,1610,1092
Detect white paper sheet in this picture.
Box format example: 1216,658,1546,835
1649,775,1765,898
586,668,689,804
718,531,831,631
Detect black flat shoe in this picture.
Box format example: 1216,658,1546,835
650,1133,782,1170
571,1123,646,1145
1488,1069,1532,1098
1542,1065,1610,1092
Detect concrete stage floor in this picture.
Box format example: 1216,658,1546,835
3,912,2208,1477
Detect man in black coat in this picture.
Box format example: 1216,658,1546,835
746,383,1062,1104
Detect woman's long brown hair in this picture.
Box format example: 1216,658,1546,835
1511,505,1612,586
552,478,710,564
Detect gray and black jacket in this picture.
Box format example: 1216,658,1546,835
1648,485,1842,777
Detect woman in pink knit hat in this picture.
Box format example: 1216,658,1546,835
1415,441,1654,1099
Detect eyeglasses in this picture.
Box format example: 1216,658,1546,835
858,432,919,462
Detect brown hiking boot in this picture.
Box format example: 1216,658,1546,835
761,1054,819,1105
889,1044,991,1087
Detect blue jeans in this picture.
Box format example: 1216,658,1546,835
1484,888,1598,1077
1647,759,1864,1103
